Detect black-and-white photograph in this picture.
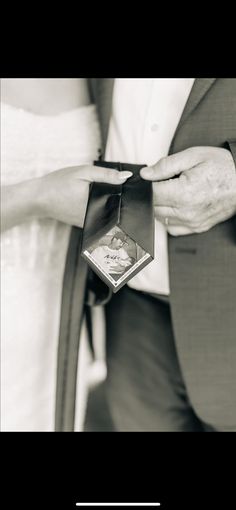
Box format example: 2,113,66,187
1,77,236,434
83,226,148,286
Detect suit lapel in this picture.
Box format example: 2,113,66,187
176,78,216,130
94,78,216,152
93,78,114,151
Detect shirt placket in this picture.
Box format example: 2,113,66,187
140,80,161,166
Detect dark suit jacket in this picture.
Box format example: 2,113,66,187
55,79,236,431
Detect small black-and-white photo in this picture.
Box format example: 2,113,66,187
83,226,148,285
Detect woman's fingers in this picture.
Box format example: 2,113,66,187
75,165,133,184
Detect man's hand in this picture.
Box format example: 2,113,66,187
140,147,236,236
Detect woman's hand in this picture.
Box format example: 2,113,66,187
1,165,132,233
37,165,132,227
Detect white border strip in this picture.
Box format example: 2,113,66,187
76,504,161,507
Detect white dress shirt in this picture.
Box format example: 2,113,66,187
105,78,195,295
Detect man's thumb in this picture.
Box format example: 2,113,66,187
140,148,199,181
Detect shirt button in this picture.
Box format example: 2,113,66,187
151,123,159,132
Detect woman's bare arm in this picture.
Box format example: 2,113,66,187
1,79,132,233
1,167,132,233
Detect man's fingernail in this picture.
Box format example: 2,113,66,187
119,171,133,180
140,167,153,178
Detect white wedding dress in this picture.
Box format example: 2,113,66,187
1,102,102,431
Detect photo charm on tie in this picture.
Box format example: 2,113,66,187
83,225,150,290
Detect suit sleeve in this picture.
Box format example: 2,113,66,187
225,141,236,230
226,140,236,170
